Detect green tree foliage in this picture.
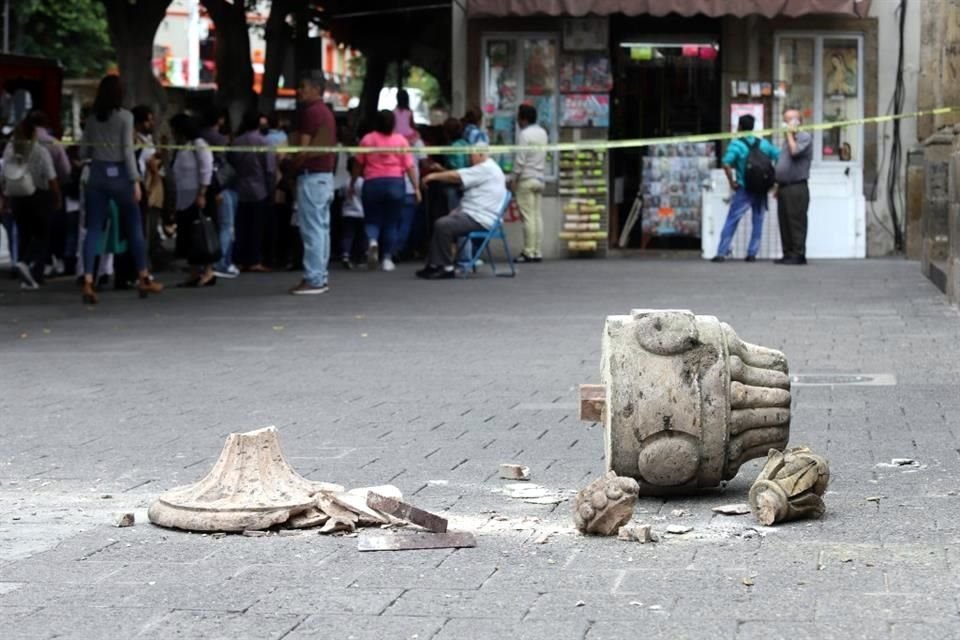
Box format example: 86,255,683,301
15,0,115,77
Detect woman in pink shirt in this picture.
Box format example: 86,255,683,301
350,110,420,271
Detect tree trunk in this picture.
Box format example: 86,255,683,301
101,0,171,111
358,51,388,130
202,0,254,128
260,0,294,113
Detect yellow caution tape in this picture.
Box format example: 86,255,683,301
59,106,956,156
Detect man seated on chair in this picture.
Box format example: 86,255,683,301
417,143,507,280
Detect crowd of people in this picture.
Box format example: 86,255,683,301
0,71,550,303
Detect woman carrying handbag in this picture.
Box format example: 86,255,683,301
168,113,218,288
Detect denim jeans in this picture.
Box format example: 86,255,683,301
215,188,238,271
395,193,418,256
297,172,334,287
83,161,146,276
716,188,767,258
361,177,405,259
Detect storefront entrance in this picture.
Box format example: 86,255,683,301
610,18,722,249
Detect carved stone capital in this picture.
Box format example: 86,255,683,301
573,471,641,535
580,309,791,495
749,447,830,525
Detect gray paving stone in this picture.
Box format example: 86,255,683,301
890,622,960,639
1,260,960,635
385,587,538,620
736,620,891,640
247,586,404,616
135,610,304,639
286,614,446,640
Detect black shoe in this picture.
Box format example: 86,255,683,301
201,275,217,287
425,268,456,280
745,256,757,263
780,256,807,265
515,254,535,263
416,265,440,279
710,256,726,263
340,257,354,271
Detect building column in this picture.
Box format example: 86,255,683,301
451,0,467,116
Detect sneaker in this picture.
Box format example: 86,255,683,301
289,280,329,295
382,257,396,272
744,256,757,263
213,265,240,279
515,253,535,264
14,262,38,289
340,257,354,270
20,281,39,291
710,256,726,263
367,242,379,270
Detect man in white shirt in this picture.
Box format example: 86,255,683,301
511,104,548,262
417,143,506,280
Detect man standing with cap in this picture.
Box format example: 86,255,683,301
775,109,813,265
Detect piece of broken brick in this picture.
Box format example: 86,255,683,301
115,513,135,528
499,464,531,481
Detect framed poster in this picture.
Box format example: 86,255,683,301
730,103,764,132
561,94,610,128
823,45,858,97
563,18,608,51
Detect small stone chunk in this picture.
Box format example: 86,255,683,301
670,509,687,518
712,503,751,516
666,524,692,534
242,530,267,537
617,524,655,543
115,513,135,528
499,464,531,481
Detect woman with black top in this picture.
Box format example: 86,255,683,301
79,75,163,305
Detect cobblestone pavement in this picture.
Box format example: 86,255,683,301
1,257,960,639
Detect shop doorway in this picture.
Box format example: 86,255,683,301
610,21,721,249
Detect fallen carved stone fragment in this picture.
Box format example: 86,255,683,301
573,471,641,535
749,446,830,526
665,524,693,535
148,427,319,532
580,309,791,495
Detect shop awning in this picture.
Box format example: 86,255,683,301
467,0,871,18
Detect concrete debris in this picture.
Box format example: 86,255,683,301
573,471,640,536
712,503,751,516
357,531,476,552
666,524,693,535
286,508,329,530
115,513,135,528
366,492,448,533
670,509,688,518
499,464,531,481
533,531,552,544
575,600,586,607
617,524,655,543
743,577,755,587
147,427,454,539
500,483,570,505
891,458,917,466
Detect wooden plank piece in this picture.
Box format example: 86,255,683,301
358,532,476,552
367,492,448,533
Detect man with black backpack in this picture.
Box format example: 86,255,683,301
711,114,779,263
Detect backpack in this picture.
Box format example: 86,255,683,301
743,139,775,195
2,149,37,198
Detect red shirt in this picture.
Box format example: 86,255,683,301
300,99,335,173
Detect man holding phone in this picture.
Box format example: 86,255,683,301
775,109,813,265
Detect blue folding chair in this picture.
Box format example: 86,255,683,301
456,191,516,278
